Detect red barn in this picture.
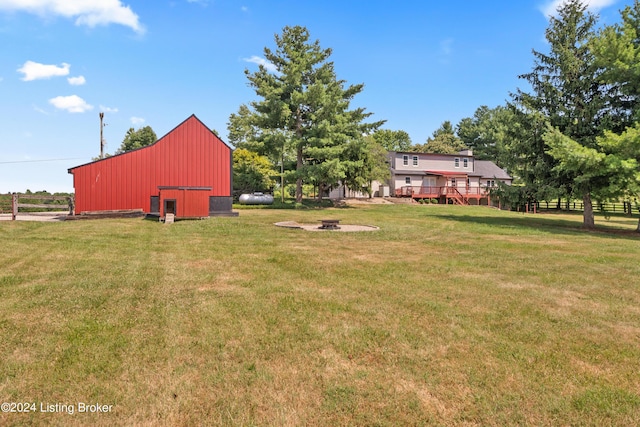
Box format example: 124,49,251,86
68,115,235,218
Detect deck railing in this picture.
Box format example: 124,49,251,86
395,186,491,198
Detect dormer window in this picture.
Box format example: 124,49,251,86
463,158,468,168
412,156,418,166
403,155,409,166
454,158,460,168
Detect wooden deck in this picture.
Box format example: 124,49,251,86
395,186,491,205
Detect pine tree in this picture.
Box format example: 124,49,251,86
513,0,611,227
228,26,383,202
591,0,640,124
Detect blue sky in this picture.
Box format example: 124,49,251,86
0,0,634,193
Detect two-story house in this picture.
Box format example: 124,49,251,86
389,150,512,205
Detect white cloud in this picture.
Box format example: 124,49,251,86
18,60,70,81
33,105,49,115
67,75,86,85
49,95,93,113
130,116,145,126
243,55,277,72
241,6,248,12
540,0,618,18
0,0,145,33
100,105,118,113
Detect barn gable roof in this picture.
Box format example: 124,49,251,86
68,114,231,174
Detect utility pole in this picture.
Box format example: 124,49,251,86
99,112,105,159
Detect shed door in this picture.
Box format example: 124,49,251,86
164,199,177,215
150,196,159,214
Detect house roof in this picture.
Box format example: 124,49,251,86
392,151,473,158
474,160,512,180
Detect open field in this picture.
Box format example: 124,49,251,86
1,204,639,426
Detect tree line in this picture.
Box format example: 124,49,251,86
227,1,640,230
108,2,638,229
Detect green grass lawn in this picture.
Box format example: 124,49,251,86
1,204,639,426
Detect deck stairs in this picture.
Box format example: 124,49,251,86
449,188,469,205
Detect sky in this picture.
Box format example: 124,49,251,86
0,0,635,193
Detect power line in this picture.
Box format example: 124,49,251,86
0,157,85,164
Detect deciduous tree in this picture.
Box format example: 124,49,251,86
419,121,466,154
116,126,157,154
341,136,390,197
232,148,277,195
456,105,513,164
371,129,412,152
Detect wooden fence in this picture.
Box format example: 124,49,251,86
6,193,74,220
531,200,637,216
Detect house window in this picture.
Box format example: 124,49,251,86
451,178,456,187
405,177,411,185
467,178,470,186
463,158,468,168
412,156,418,166
403,155,409,166
486,180,495,187
454,158,460,168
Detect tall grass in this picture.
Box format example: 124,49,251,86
0,205,638,426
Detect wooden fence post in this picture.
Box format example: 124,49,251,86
12,193,18,220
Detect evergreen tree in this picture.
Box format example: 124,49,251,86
591,0,640,124
503,107,561,200
546,123,640,232
512,0,612,227
228,26,383,202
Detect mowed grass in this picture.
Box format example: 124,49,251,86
1,204,639,426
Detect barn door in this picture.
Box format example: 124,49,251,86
150,196,159,214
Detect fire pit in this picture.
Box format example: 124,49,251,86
318,219,340,230
274,221,379,232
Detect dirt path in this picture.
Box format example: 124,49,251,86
0,212,68,222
